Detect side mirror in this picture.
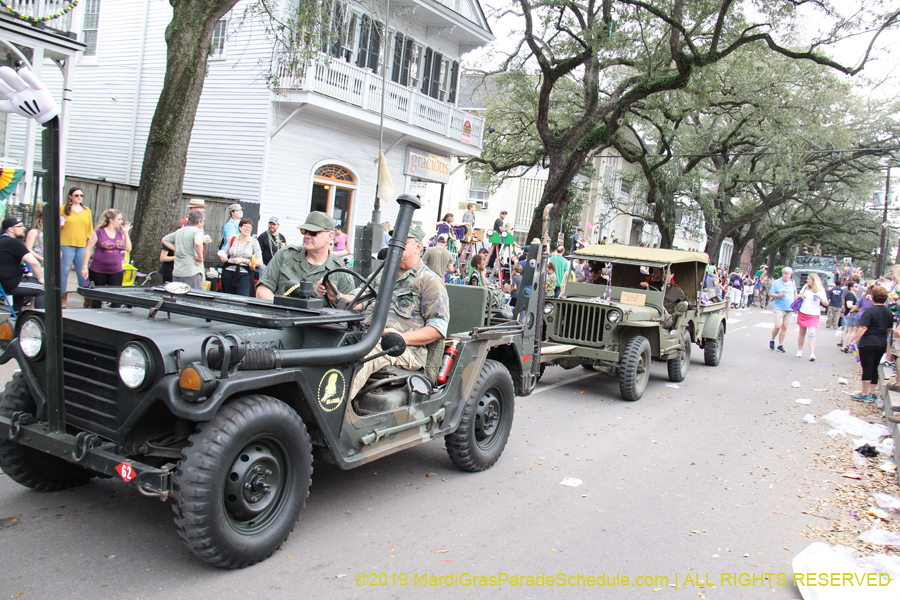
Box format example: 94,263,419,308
381,331,406,357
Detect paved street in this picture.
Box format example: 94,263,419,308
0,306,890,599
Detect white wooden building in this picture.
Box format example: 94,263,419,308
4,0,493,245
0,1,85,207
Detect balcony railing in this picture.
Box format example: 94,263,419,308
275,53,484,149
2,1,76,31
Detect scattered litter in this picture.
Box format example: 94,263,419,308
795,398,812,405
812,388,829,392
856,444,879,458
822,410,891,444
852,452,870,466
802,414,816,424
859,526,900,548
791,381,801,388
841,473,862,480
826,429,848,438
793,542,900,600
872,493,900,512
867,506,891,521
838,377,849,385
876,438,895,455
664,383,680,389
879,460,897,473
559,478,583,488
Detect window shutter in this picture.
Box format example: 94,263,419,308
421,48,433,94
429,52,443,99
400,38,412,86
448,61,459,103
391,34,404,83
367,21,381,72
356,15,370,68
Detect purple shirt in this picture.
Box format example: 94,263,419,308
89,228,125,274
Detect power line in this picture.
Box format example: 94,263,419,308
675,146,900,158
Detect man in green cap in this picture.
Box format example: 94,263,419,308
322,224,450,400
256,211,352,300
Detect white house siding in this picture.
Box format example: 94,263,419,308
262,105,410,246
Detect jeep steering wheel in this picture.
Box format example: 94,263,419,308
637,284,661,292
322,267,379,310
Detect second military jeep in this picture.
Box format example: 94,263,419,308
539,244,726,401
0,195,547,569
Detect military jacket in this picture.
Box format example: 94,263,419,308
363,260,450,365
257,246,351,298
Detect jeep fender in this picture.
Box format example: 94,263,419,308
617,325,660,358
701,316,726,341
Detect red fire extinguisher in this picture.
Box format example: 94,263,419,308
436,340,459,385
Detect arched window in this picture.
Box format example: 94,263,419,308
310,164,356,233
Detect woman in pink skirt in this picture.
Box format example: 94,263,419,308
796,273,830,361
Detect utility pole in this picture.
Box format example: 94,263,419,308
876,166,891,277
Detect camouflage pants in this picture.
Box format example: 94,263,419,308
826,306,842,329
348,343,424,400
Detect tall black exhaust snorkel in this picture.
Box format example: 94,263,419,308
274,193,421,367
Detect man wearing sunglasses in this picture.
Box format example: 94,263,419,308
256,211,352,300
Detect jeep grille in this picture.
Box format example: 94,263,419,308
555,302,606,344
63,339,119,439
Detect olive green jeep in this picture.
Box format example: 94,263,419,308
0,195,548,569
539,245,727,401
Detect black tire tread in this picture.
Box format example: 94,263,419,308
446,360,515,472
667,330,691,382
172,395,312,569
704,323,724,366
619,336,651,402
0,373,92,491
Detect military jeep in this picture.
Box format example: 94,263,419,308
539,245,726,401
0,194,547,569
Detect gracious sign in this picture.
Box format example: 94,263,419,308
404,148,451,184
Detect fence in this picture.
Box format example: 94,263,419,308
4,177,258,271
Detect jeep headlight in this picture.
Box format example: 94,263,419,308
19,317,44,359
607,310,622,323
119,344,150,390
543,302,555,315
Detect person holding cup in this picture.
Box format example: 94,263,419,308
796,272,829,361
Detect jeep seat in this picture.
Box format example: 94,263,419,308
354,337,445,415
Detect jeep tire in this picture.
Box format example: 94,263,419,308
619,336,651,402
446,359,515,472
667,330,691,382
173,395,312,569
704,322,725,366
0,372,93,491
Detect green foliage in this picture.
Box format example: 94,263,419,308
476,0,897,242
773,265,785,279
241,0,332,92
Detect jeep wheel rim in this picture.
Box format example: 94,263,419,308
636,352,650,389
474,391,501,448
223,436,291,534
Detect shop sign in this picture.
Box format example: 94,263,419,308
404,148,451,184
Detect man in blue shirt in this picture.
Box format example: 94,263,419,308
769,266,797,352
825,281,845,329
